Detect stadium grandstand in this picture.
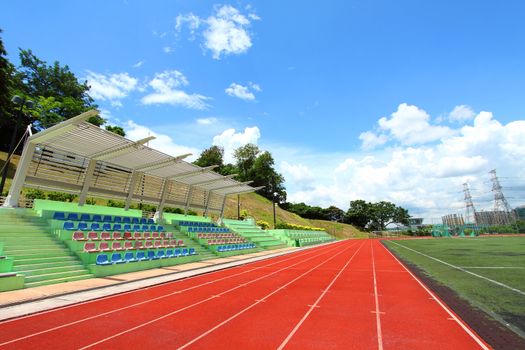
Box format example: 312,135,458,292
0,110,337,292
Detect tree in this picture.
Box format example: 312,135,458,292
250,151,287,202
105,125,125,137
194,145,224,170
345,200,373,230
233,143,260,181
0,29,16,152
344,199,410,231
1,49,102,152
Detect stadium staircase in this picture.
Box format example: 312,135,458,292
0,209,93,288
222,219,288,250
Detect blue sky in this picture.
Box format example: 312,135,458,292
1,1,525,220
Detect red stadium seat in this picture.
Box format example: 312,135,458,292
100,231,110,240
73,231,86,241
88,231,99,240
84,242,98,252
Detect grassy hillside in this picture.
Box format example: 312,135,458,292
1,151,364,238
224,192,365,239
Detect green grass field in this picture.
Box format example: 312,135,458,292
384,237,525,338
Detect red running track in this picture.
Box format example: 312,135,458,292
0,240,491,349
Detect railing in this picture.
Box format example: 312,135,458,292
0,196,34,208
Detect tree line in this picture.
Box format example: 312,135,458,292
0,29,123,153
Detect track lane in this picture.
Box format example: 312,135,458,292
0,241,346,349
81,241,360,349
375,240,490,350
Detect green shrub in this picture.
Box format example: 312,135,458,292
257,220,270,230
47,192,77,202
86,198,97,205
107,199,125,208
275,222,324,231
25,189,46,200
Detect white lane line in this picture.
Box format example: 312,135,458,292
380,243,490,350
176,241,360,350
371,241,384,350
78,242,354,350
459,266,525,269
0,243,341,347
276,242,365,350
388,240,525,296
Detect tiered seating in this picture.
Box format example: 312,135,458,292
223,219,288,250
176,219,257,253
53,212,155,225
269,229,336,247
96,248,196,265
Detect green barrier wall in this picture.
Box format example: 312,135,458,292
0,274,24,292
164,213,212,224
33,199,142,218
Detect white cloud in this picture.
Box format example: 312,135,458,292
449,105,475,122
124,120,200,161
225,82,260,101
141,70,210,110
132,61,144,68
377,103,454,145
359,131,388,150
86,71,138,107
163,46,173,54
280,161,316,191
212,126,261,163
175,5,260,59
272,105,525,221
196,117,218,125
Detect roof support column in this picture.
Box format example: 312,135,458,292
184,185,194,215
78,159,97,206
155,179,170,221
3,142,37,207
125,171,141,210
203,191,211,217
219,196,227,219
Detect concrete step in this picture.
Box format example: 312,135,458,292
4,246,68,255
16,264,87,276
13,256,78,265
14,260,84,271
24,269,92,283
24,274,94,289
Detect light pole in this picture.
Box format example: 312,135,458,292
273,191,278,229
237,194,241,220
0,96,34,196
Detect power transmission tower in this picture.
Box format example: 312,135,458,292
463,182,476,224
489,169,514,225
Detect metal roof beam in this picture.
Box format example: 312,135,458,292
169,165,217,180
220,185,264,196
135,153,192,171
28,110,99,145
190,174,237,187
206,180,253,191
90,136,156,161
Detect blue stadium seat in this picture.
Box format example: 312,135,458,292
133,224,141,232
174,248,181,257
149,225,157,231
63,221,75,230
102,223,112,231
157,226,164,232
124,252,136,262
80,214,91,222
111,253,125,264
90,223,100,231
140,218,147,224
114,216,122,223
157,250,167,259
141,225,149,231
123,224,132,231
136,251,146,261
96,254,111,265
189,248,195,255
92,215,102,222
147,218,154,224
113,223,122,231
53,212,66,220
122,217,131,224
166,249,174,258
103,215,113,223
147,251,159,260
67,213,79,221
132,217,140,224
181,248,189,256
78,222,88,231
